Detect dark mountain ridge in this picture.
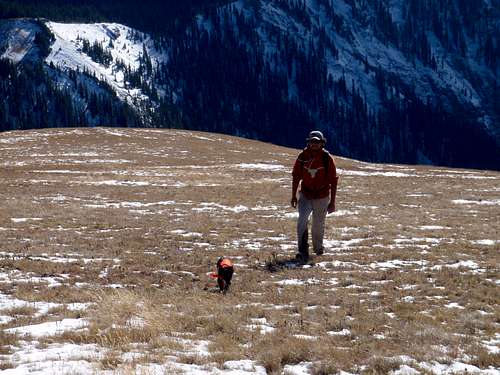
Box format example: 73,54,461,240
0,0,231,34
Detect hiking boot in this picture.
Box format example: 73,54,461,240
314,248,324,255
295,252,309,263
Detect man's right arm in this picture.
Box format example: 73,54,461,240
291,179,299,207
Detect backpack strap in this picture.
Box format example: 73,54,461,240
322,150,330,177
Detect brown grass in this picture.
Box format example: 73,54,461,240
0,127,499,372
0,360,15,370
0,331,19,355
252,333,314,373
470,345,500,368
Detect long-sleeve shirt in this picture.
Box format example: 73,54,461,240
292,148,339,200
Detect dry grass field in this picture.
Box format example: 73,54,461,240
0,128,498,374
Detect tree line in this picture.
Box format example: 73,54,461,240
0,0,231,34
0,58,143,131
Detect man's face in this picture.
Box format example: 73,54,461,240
308,139,323,151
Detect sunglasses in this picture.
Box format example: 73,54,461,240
308,139,322,144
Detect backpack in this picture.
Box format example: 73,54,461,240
299,149,330,177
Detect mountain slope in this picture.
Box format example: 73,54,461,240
0,18,41,63
161,0,499,168
46,21,167,112
0,19,157,129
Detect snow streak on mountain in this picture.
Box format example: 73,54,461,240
46,22,167,110
0,0,498,169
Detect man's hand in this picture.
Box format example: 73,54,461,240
291,196,298,208
327,201,336,214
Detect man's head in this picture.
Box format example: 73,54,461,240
306,130,326,150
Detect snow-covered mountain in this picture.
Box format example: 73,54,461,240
0,18,168,127
0,0,498,169
46,21,167,109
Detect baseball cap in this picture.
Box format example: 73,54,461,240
307,130,326,143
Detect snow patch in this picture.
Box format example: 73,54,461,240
452,199,500,206
6,318,88,338
234,163,287,171
327,329,351,336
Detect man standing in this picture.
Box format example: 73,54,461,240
291,131,339,262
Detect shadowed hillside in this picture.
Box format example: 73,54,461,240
0,128,498,373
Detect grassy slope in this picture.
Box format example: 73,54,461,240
0,128,498,373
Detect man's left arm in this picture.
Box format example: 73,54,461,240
328,156,339,213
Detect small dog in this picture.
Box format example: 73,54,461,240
216,257,233,294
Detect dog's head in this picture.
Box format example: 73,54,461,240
217,256,233,271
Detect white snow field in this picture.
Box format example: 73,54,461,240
45,21,167,107
0,128,498,374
